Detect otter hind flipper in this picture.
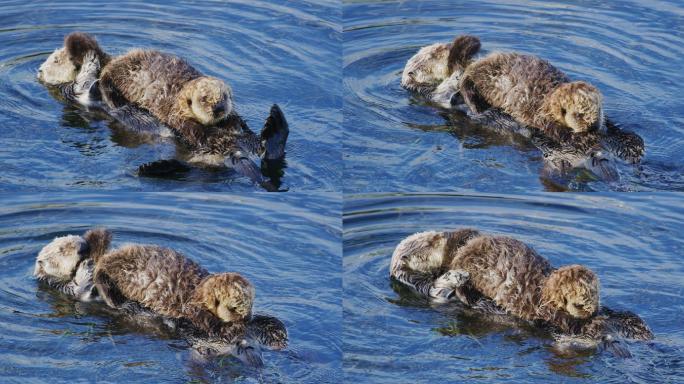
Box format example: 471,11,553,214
260,104,289,160
235,340,264,368
229,154,278,192
448,35,481,74
138,159,191,178
586,151,620,182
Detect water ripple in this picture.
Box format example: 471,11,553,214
343,0,684,192
0,192,342,383
343,192,684,382
0,0,341,191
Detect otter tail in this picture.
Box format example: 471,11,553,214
447,35,481,74
260,104,289,160
83,228,112,262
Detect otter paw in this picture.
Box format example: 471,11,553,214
439,270,470,288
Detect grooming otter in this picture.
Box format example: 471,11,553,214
34,228,112,301
390,230,653,345
38,32,289,191
35,228,288,364
401,35,645,179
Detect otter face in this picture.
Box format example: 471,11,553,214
401,43,451,95
543,265,600,319
548,81,605,133
391,231,449,274
34,235,87,281
188,77,233,125
197,273,255,323
37,48,79,85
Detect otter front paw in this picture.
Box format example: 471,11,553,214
438,270,471,288
430,270,470,302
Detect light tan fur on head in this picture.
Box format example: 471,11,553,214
541,265,599,319
177,76,233,125
38,32,109,85
542,81,605,133
401,43,452,93
194,273,255,323
34,235,87,281
38,48,79,85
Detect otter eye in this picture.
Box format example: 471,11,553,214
560,107,567,116
214,299,219,307
408,71,415,78
187,98,192,106
573,303,584,309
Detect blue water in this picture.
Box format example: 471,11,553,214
0,192,341,383
344,0,684,192
343,193,684,382
0,0,341,191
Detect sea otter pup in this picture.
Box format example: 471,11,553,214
91,244,253,339
34,228,112,301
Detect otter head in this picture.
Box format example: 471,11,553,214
402,35,480,104
33,228,112,282
195,273,255,323
541,265,600,319
38,32,107,85
34,235,88,282
37,48,78,85
184,77,233,125
545,81,605,134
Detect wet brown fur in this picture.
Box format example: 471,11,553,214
460,52,604,138
99,49,232,144
93,244,253,339
451,235,599,325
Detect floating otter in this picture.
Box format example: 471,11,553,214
401,35,645,180
38,32,289,191
34,228,112,301
35,228,287,365
91,244,253,339
390,229,653,347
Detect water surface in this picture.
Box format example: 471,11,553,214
0,0,341,191
344,0,684,192
344,193,684,382
0,192,341,383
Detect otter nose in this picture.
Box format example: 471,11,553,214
450,93,460,106
213,104,225,115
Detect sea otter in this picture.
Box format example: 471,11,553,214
38,32,289,191
401,35,645,178
35,228,288,364
34,228,112,301
402,35,605,137
390,230,653,346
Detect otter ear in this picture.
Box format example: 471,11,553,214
64,32,101,65
83,228,112,261
447,35,481,74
